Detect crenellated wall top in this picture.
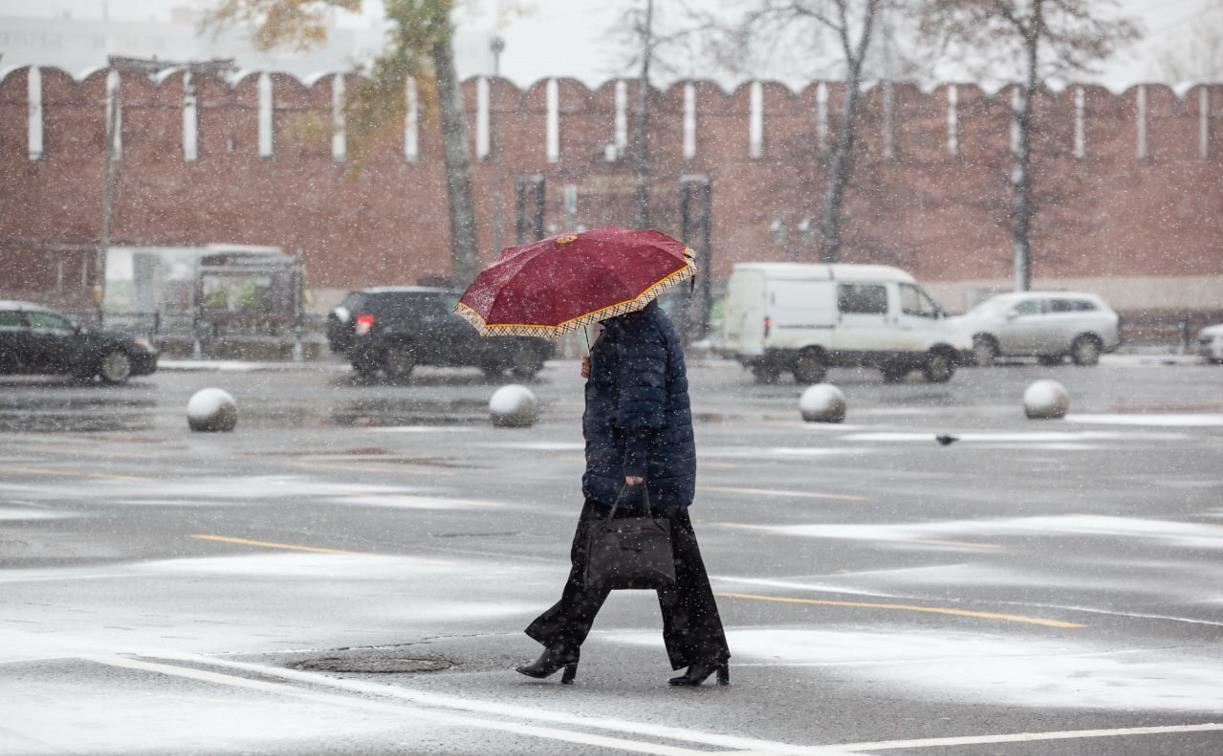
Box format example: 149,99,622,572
1,64,1219,106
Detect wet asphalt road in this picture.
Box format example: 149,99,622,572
1,356,1221,755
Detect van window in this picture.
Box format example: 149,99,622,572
1049,299,1076,313
837,283,888,315
413,295,453,320
26,312,74,331
900,284,940,318
1012,299,1042,316
0,311,22,328
1073,299,1097,311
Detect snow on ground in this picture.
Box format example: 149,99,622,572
0,506,77,521
0,658,456,755
840,430,1186,443
1065,413,1223,427
728,514,1223,551
0,474,509,511
607,625,1223,713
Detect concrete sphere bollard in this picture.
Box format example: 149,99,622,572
187,388,238,432
489,384,539,428
1023,379,1070,420
799,383,847,423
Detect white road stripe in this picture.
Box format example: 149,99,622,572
830,722,1223,751
132,651,827,754
81,654,723,756
711,575,898,599
698,485,867,502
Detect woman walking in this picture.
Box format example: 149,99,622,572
517,300,731,686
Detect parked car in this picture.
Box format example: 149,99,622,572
326,287,555,381
0,301,158,384
1198,324,1223,364
950,292,1120,367
719,263,970,384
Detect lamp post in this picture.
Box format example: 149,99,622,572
490,35,505,254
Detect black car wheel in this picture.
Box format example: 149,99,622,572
509,344,544,380
383,346,415,383
99,350,132,384
1070,335,1101,366
751,363,781,384
351,361,377,381
881,364,909,383
923,350,955,383
972,335,998,367
791,349,828,385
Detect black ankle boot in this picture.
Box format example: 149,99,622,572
516,645,580,684
668,660,729,687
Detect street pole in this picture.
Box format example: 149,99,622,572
97,69,119,324
490,36,505,255
633,0,654,229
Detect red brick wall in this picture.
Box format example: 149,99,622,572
2,66,1221,304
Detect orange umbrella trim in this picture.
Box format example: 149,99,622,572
454,260,696,338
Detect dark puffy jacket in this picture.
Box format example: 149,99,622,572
582,301,696,511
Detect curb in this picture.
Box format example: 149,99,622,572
158,360,349,373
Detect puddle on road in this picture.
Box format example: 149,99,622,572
327,398,492,429
295,655,454,674
261,447,483,469
0,386,157,433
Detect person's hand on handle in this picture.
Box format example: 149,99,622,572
581,356,591,379
625,476,644,486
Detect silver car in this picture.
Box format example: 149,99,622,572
1198,324,1223,364
952,292,1120,367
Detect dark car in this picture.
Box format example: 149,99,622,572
0,301,158,384
326,287,554,381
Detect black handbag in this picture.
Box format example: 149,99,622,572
584,483,677,592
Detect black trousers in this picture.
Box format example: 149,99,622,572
525,499,730,670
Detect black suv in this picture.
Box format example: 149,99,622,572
0,301,158,384
326,287,554,381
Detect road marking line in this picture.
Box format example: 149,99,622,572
0,465,148,482
192,652,812,753
21,444,173,461
712,574,898,599
715,592,1085,629
284,460,455,477
902,538,1000,550
826,722,1223,752
81,654,724,756
190,534,367,556
157,651,814,753
699,486,867,502
715,523,1000,550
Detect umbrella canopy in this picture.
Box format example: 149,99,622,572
455,226,696,338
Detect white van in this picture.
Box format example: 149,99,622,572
720,263,970,383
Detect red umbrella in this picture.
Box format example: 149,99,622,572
455,226,696,338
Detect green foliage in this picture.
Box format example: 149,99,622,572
205,0,457,170
204,0,362,52
344,0,454,169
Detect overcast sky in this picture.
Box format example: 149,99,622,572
1,0,1216,88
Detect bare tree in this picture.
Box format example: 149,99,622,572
205,0,480,286
611,0,717,229
631,0,657,228
920,0,1139,291
1155,1,1223,83
726,1,882,263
